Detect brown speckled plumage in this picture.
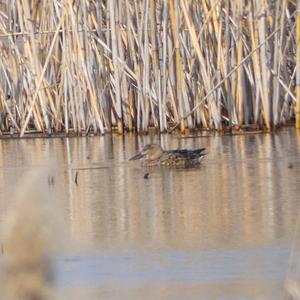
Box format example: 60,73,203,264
129,144,206,168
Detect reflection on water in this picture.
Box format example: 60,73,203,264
0,128,300,300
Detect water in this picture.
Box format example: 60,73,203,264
0,128,300,299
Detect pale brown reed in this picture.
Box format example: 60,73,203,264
0,0,296,136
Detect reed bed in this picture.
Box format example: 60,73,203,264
0,0,297,136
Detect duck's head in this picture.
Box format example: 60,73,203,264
129,144,163,161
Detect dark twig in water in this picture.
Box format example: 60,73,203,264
75,171,79,185
47,175,54,186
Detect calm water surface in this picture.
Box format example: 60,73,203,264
0,128,300,300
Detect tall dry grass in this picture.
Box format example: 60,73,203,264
0,0,296,136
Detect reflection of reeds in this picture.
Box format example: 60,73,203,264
0,172,58,300
285,210,300,300
0,1,296,135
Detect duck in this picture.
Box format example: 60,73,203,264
129,144,206,167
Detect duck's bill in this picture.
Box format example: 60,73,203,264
129,152,145,160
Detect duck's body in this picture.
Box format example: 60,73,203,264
129,144,206,168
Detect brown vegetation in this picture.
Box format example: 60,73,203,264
0,0,296,136
0,168,66,300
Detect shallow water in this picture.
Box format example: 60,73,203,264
1,128,300,299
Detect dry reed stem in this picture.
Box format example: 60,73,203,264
0,0,297,135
